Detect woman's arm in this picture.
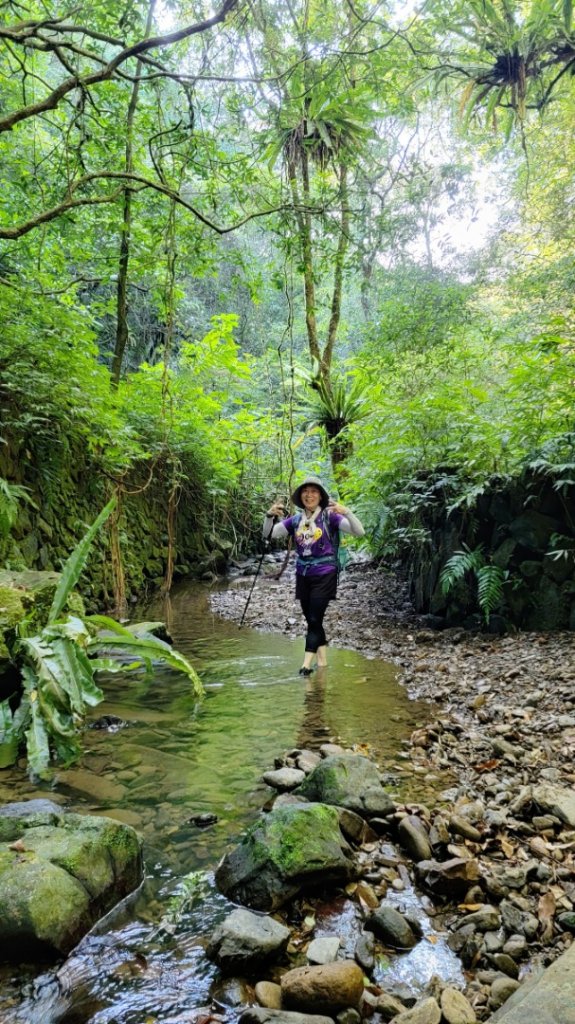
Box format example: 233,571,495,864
263,516,289,540
263,501,289,540
329,502,365,538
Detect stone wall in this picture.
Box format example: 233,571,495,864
0,443,234,609
403,469,575,631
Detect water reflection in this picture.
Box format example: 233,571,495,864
0,580,439,1024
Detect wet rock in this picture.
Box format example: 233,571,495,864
499,901,539,940
487,975,521,1011
206,909,290,970
483,928,506,953
397,815,433,861
365,905,419,949
557,911,575,932
215,803,356,911
240,1009,335,1024
456,906,501,932
415,857,481,897
0,809,142,959
375,990,407,1021
295,755,395,820
501,933,527,959
338,809,376,846
307,937,340,965
448,816,482,843
211,977,253,1007
188,813,218,828
389,997,441,1024
280,962,364,1014
488,953,519,979
263,769,306,792
354,931,375,972
256,981,283,1009
439,987,476,1024
297,752,322,774
336,1010,361,1024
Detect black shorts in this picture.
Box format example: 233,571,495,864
295,570,338,603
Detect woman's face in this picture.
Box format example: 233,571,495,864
301,485,321,511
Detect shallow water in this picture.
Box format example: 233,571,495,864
0,581,457,1023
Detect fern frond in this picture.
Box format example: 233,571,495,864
476,565,506,623
440,546,485,594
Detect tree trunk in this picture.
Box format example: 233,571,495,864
111,0,155,387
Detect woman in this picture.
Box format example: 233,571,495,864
263,475,365,674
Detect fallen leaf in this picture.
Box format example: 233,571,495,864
538,891,556,945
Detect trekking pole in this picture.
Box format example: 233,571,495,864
239,494,287,628
239,541,268,629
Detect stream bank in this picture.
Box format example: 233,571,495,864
211,558,575,1011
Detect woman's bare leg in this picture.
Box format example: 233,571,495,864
316,645,328,667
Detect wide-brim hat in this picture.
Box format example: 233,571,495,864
291,475,330,509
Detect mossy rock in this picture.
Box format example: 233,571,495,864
0,803,143,959
0,571,85,675
295,755,396,820
215,802,357,911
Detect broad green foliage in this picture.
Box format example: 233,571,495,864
0,505,203,778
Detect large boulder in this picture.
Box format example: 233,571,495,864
0,802,143,959
294,755,395,820
215,803,357,911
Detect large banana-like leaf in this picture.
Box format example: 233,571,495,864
86,634,203,696
0,699,19,768
25,687,52,779
48,497,116,624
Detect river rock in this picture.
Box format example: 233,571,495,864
256,981,283,1009
281,962,364,1013
440,987,477,1023
365,905,419,949
206,908,290,970
488,976,521,1011
307,937,340,964
375,990,407,1021
240,1010,335,1024
456,905,501,932
397,815,433,861
0,805,142,958
354,931,375,972
263,768,306,791
295,755,395,819
215,803,356,911
499,900,539,940
415,857,481,897
531,783,575,828
389,997,441,1024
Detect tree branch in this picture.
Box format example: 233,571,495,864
0,0,241,134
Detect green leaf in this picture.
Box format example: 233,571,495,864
87,635,203,695
25,690,52,779
564,0,573,32
48,497,117,624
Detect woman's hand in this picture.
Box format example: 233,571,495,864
328,500,348,516
266,502,286,518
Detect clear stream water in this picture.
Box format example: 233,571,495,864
0,581,462,1023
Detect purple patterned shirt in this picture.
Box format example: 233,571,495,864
282,510,343,576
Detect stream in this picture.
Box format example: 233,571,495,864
0,581,460,1024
